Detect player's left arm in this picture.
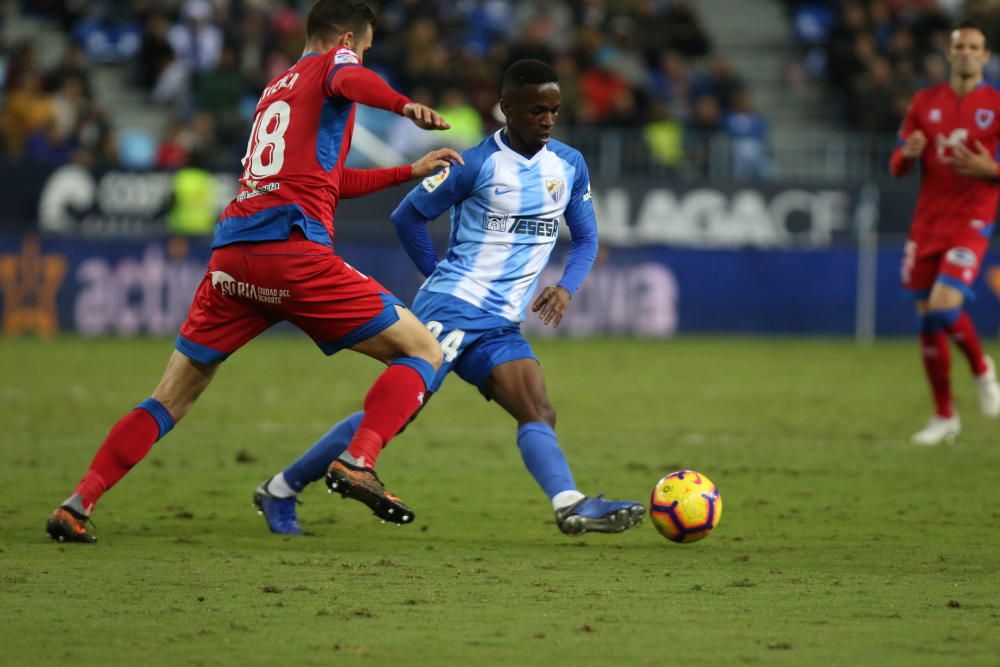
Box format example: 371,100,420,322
324,50,448,130
532,157,599,328
952,139,1000,180
339,149,464,199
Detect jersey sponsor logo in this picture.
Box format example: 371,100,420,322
944,246,978,269
545,178,566,203
936,129,969,163
211,270,291,304
929,108,942,123
334,48,360,65
494,185,517,195
422,167,450,192
976,108,995,129
582,182,592,202
484,212,508,231
481,211,559,237
235,181,280,203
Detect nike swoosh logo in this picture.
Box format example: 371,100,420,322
494,186,517,195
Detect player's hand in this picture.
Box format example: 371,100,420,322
532,285,572,328
410,148,464,178
953,140,1000,179
901,130,927,159
403,103,450,130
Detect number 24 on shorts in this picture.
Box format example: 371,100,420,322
425,321,465,363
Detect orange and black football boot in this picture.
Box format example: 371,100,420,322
46,506,97,543
326,459,414,525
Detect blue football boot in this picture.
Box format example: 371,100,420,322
555,494,646,535
253,479,303,535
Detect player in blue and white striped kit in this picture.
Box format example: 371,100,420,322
254,60,645,536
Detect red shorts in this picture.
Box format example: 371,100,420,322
177,234,402,364
901,233,989,298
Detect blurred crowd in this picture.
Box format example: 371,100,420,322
784,0,1000,132
0,0,767,178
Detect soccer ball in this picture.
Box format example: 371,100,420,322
649,470,722,543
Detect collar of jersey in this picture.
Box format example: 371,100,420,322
494,129,547,166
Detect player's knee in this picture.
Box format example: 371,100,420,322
534,401,556,428
419,338,444,369
923,307,962,333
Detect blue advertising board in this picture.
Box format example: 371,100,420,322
4,235,999,339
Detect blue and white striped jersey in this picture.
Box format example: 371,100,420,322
402,129,596,322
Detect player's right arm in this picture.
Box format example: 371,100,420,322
890,93,926,178
389,153,480,277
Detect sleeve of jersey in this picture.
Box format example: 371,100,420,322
390,200,439,278
402,154,479,221
339,166,413,199
325,59,411,114
557,158,599,296
890,96,921,178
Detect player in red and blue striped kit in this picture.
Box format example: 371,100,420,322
46,0,462,542
890,21,1000,445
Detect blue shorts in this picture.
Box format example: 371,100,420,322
411,290,537,398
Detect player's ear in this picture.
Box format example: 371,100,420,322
339,31,355,51
499,97,510,119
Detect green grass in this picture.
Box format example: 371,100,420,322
2,336,999,666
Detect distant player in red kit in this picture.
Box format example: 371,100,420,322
46,0,462,542
891,21,1000,445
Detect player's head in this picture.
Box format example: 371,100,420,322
500,59,560,153
306,0,376,58
948,20,989,79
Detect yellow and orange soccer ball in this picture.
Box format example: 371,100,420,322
649,470,723,543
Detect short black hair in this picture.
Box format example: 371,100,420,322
501,59,559,97
306,0,376,42
953,19,989,48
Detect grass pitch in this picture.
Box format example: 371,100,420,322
2,336,999,666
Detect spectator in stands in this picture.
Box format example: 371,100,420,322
707,56,745,110
579,51,631,125
1,70,52,156
167,0,223,74
647,52,695,121
643,102,685,169
724,91,770,180
664,0,712,58
435,88,483,149
47,44,92,100
155,120,190,170
193,45,246,150
138,12,175,92
685,94,723,176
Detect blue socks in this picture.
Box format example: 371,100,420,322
279,415,577,502
517,422,576,499
281,412,362,493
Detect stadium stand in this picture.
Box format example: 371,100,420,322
0,0,766,178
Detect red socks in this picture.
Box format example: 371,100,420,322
947,311,988,376
345,364,427,468
74,408,161,511
920,331,954,418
